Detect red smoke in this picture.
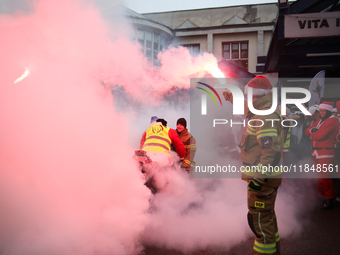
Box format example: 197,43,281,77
0,0,151,254
0,1,314,254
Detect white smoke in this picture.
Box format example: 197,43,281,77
0,0,320,254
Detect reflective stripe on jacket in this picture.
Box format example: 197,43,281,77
178,128,197,171
142,124,171,153
283,127,291,150
240,92,284,187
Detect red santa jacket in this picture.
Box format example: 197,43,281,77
305,115,339,159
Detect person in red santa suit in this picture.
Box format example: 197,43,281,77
305,101,339,209
336,132,340,205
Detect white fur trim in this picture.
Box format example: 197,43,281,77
315,154,334,159
319,103,333,111
244,85,270,96
313,150,335,159
308,105,319,115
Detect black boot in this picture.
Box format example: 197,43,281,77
322,199,334,210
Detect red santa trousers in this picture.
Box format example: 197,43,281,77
313,157,335,199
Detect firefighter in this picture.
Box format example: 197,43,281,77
140,117,185,159
176,118,196,172
305,101,339,209
223,75,283,255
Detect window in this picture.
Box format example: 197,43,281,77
222,41,248,70
232,43,239,59
160,36,164,51
153,34,159,62
137,30,144,48
241,42,248,58
145,31,152,61
154,34,159,50
181,44,200,57
137,29,166,66
223,44,230,59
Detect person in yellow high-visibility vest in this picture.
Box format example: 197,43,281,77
140,117,185,159
223,76,284,255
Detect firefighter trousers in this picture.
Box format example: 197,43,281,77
247,187,280,255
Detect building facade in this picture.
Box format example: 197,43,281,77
125,0,340,105
125,8,173,66
127,3,278,74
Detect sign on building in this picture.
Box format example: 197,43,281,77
284,12,340,38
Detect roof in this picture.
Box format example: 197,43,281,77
141,2,278,15
124,7,154,21
263,0,340,78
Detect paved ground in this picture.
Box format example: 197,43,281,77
142,179,340,255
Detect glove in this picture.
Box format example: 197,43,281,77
222,89,233,104
248,180,262,192
182,159,190,169
310,127,318,133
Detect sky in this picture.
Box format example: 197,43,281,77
123,0,278,13
0,0,280,15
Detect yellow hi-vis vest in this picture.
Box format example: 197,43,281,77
142,124,171,153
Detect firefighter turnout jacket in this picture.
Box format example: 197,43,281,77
240,92,284,187
178,128,196,171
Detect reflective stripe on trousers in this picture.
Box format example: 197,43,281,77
248,188,280,255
